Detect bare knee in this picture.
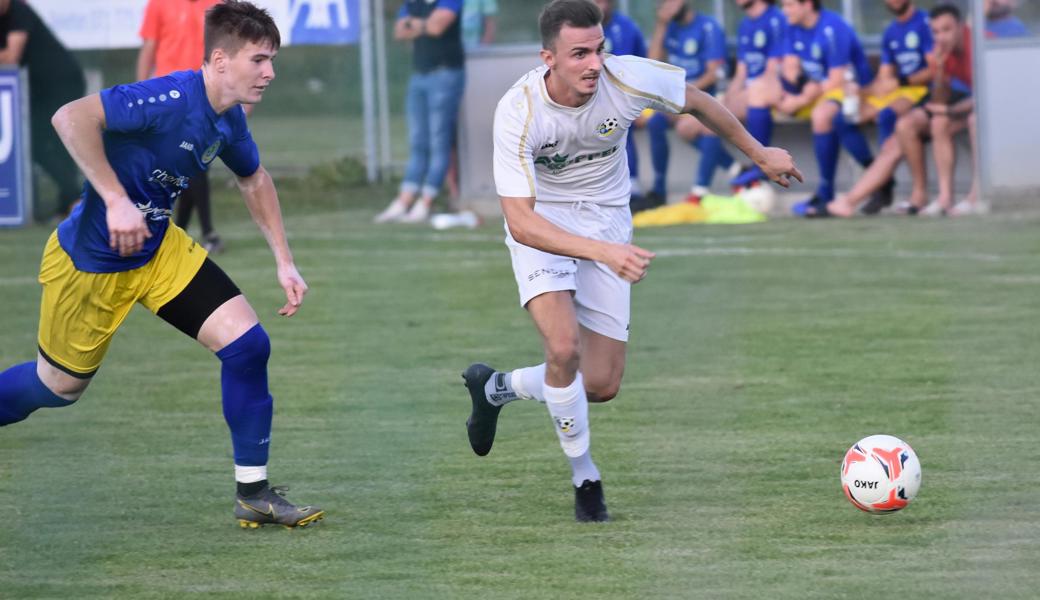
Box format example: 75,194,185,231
36,358,90,401
930,115,950,137
544,335,580,375
585,379,621,403
811,102,837,133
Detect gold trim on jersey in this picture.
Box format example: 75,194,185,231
602,62,684,114
519,85,536,196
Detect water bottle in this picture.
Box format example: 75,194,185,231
842,68,860,122
714,63,729,102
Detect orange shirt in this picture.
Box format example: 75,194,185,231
139,0,221,76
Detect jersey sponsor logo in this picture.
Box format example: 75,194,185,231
179,141,195,152
201,140,221,164
540,140,559,151
595,117,620,138
134,200,174,222
149,168,189,191
526,266,571,282
533,145,620,175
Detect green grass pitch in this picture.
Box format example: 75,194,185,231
1,187,1039,598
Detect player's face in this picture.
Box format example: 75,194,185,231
227,41,277,104
543,25,606,101
885,0,911,17
781,0,812,26
930,14,960,54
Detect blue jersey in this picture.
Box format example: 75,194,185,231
881,9,933,79
58,70,259,273
737,5,787,79
986,16,1031,38
664,12,727,82
785,9,873,86
603,11,646,57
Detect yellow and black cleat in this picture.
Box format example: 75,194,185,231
235,485,325,529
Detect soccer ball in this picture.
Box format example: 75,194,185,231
840,434,921,513
737,182,777,215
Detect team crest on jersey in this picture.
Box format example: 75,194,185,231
596,117,620,138
754,30,767,48
906,31,920,50
811,43,822,60
684,38,698,56
201,141,221,164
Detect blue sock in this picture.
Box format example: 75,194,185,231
747,107,774,146
217,324,274,467
626,132,639,180
813,131,840,202
647,113,670,196
694,135,728,188
877,108,897,147
0,361,74,426
838,113,874,167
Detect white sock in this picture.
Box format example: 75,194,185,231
544,373,592,461
568,451,601,487
485,364,546,404
235,464,267,483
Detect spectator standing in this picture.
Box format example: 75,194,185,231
0,0,86,220
375,0,465,224
985,0,1031,38
137,0,224,253
461,0,497,50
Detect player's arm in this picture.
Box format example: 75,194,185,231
411,7,459,38
822,64,846,93
649,0,682,62
501,197,654,284
235,166,307,317
0,30,28,64
51,95,150,256
691,59,723,91
682,85,803,186
906,62,934,86
136,39,158,81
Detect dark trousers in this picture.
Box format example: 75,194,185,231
174,172,214,237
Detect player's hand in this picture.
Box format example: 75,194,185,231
276,263,308,317
602,243,656,284
754,146,804,188
777,95,803,117
925,102,948,116
656,0,685,24
106,198,151,257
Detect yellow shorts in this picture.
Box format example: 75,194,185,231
866,86,929,110
37,224,208,376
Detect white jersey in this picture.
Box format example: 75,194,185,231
493,55,687,207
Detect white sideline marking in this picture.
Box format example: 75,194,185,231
653,247,1006,262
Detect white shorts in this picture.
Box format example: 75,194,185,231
504,202,632,342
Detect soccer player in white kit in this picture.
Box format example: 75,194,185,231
462,0,802,522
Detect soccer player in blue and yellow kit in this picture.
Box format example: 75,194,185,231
725,0,788,188
0,1,323,529
594,0,649,208
648,0,733,204
776,0,876,216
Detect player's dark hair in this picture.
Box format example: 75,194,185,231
930,2,962,22
204,0,281,63
796,0,821,10
539,0,603,51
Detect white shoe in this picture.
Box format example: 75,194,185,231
374,199,410,223
950,200,988,216
400,200,431,223
919,201,948,217
430,210,481,230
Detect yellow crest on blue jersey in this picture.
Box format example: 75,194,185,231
906,31,920,50
684,38,698,56
201,141,221,164
754,30,767,49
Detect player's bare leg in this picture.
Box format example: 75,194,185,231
580,326,625,403
930,114,967,213
896,108,931,211
829,137,905,218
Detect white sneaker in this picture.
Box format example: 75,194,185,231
950,200,989,216
919,201,948,217
400,200,431,223
374,199,410,223
430,210,481,230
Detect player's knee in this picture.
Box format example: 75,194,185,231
217,323,271,375
811,104,836,133
544,335,580,373
929,115,950,136
586,380,621,403
37,359,89,402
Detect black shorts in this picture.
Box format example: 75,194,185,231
157,258,241,339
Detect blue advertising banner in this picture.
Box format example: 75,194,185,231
0,69,30,227
287,0,360,45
